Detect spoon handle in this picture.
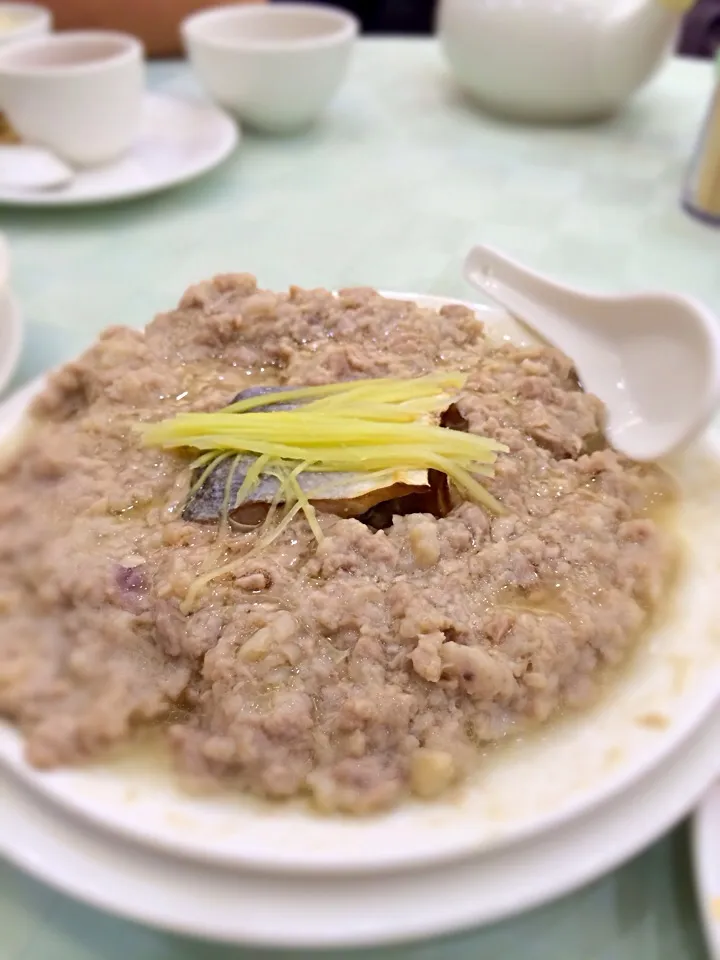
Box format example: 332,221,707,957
463,245,596,358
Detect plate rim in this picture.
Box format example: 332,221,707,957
2,693,720,947
1,291,720,878
0,91,240,208
692,781,720,960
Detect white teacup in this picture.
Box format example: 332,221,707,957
0,30,144,166
182,3,358,134
0,3,52,49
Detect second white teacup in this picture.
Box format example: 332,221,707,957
0,30,144,166
0,3,52,49
182,3,358,134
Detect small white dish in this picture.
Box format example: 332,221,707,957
693,783,720,960
2,295,720,877
0,233,23,395
2,687,720,948
0,283,22,396
0,30,144,166
0,229,8,287
0,3,51,49
182,2,358,133
0,91,239,206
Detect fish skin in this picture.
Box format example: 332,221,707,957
227,385,303,413
183,385,427,523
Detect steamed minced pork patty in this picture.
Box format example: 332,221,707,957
0,276,676,813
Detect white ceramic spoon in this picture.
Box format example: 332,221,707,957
0,145,74,191
464,244,720,462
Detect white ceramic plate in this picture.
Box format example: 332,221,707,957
693,782,720,960
3,695,720,948
0,92,239,207
2,294,720,876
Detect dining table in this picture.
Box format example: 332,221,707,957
1,37,720,960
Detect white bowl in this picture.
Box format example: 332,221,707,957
0,3,51,49
182,3,358,134
0,30,145,166
2,295,720,877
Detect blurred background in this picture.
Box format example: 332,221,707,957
42,0,720,58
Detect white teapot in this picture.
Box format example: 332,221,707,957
437,0,693,121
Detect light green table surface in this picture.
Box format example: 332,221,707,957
2,39,720,960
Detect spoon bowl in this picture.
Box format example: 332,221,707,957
464,245,720,462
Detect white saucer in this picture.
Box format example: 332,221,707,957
3,699,720,948
0,92,239,207
692,778,720,959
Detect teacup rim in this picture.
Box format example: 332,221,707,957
182,2,359,52
0,29,143,76
0,1,51,20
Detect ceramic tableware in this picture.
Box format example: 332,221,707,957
464,244,720,462
438,0,693,121
0,3,51,49
0,232,23,395
3,295,720,878
182,3,358,133
0,92,239,205
0,30,144,166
